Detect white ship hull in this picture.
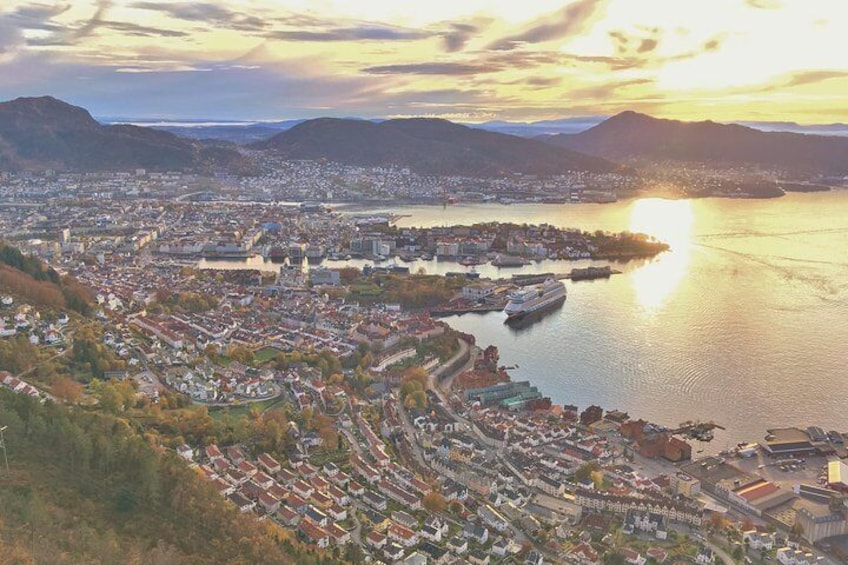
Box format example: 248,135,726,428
504,279,567,319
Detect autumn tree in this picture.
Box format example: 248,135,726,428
422,492,447,513
52,376,83,404
227,345,255,365
339,267,360,284
574,461,601,483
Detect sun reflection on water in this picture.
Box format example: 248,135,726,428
629,198,694,310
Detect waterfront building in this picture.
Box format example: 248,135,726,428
670,472,701,497
792,485,848,543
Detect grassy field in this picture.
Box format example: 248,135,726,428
254,346,283,365
208,395,286,420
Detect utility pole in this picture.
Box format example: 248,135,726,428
0,426,9,474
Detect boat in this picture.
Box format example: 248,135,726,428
503,279,567,320
569,265,613,281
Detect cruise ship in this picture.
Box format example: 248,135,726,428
503,279,567,320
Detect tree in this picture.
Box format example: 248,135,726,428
203,343,219,362
790,521,804,537
575,461,601,483
227,345,254,365
52,376,83,404
590,469,604,490
339,267,360,284
312,413,338,449
604,553,626,565
409,390,427,410
422,492,447,513
402,366,428,386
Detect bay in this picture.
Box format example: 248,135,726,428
377,192,848,450
202,192,848,450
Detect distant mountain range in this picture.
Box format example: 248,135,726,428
540,111,848,175
121,115,848,142
132,116,608,142
110,118,308,144
735,121,848,137
250,117,618,176
0,96,250,172
4,96,848,177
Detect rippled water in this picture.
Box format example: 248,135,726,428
391,193,848,449
203,192,848,449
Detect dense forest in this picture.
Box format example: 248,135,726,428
0,390,348,564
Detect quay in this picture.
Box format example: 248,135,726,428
430,303,505,317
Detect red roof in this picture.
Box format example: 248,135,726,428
366,531,386,545
298,518,328,541
258,491,279,507
740,482,779,502
389,523,416,540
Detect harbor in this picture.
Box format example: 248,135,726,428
430,267,619,318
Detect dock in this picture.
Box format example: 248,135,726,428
430,304,505,317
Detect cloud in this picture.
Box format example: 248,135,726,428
566,78,652,99
441,23,482,53
72,0,112,40
745,0,782,9
6,3,71,31
132,2,435,42
269,25,432,42
783,70,848,87
488,0,607,51
637,38,658,53
484,50,568,68
376,88,496,110
526,76,562,87
130,2,267,31
0,50,388,119
362,62,501,76
0,3,72,56
608,28,661,56
12,1,187,47
100,20,188,38
703,38,722,51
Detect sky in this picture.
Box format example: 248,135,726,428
0,0,846,122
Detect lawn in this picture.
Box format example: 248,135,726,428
309,448,350,468
254,346,283,365
208,395,285,420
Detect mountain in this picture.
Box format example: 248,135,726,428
541,111,848,174
469,117,605,137
0,96,250,172
735,120,848,137
251,117,617,176
97,118,308,144
151,123,299,143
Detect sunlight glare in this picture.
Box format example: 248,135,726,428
629,198,694,310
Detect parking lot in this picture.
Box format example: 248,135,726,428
730,449,827,490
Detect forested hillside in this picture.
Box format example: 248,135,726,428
0,242,92,315
0,390,346,564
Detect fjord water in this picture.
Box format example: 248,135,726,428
394,192,848,449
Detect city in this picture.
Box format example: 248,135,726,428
1,1,848,563
1,178,846,564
